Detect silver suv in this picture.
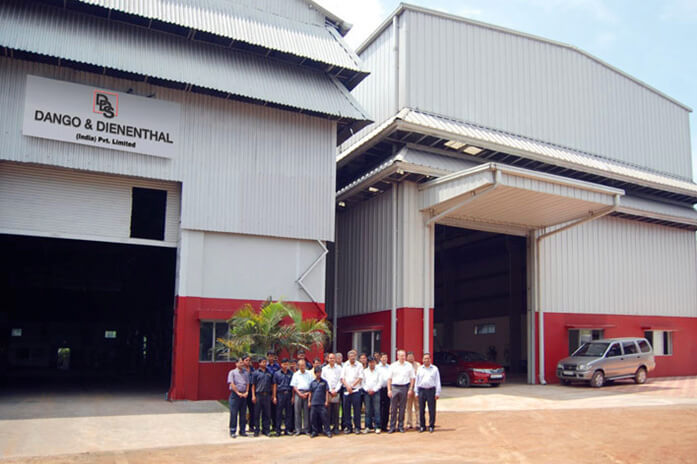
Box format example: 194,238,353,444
556,337,655,388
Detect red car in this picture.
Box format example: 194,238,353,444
434,351,506,387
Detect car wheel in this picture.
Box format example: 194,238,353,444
634,367,647,385
590,370,604,388
456,373,471,388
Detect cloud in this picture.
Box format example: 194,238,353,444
313,0,387,48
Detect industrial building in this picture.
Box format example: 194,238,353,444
0,0,369,400
329,4,697,383
2,0,695,401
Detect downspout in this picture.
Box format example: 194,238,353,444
535,195,620,385
391,185,398,361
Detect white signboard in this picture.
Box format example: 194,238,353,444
23,75,180,159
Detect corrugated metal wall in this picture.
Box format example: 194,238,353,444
0,58,336,241
397,181,429,309
178,229,325,303
540,216,697,317
0,162,180,246
402,9,693,180
344,21,395,149
336,189,394,316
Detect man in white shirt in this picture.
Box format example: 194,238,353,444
321,353,342,434
405,351,421,429
376,352,391,428
387,349,415,433
362,356,383,433
290,359,314,435
340,349,364,434
414,352,441,433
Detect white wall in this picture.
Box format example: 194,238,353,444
540,216,697,317
0,57,336,242
0,162,180,246
178,229,326,303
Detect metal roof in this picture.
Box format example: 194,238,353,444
358,3,690,112
0,1,370,123
338,108,697,200
68,0,366,77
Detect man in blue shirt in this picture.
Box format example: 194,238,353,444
272,358,294,435
251,357,274,436
266,350,281,432
308,366,332,438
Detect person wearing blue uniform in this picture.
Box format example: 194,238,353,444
266,350,281,432
243,355,256,433
272,358,294,435
308,366,332,438
251,357,274,436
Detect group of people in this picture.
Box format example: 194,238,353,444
227,348,441,439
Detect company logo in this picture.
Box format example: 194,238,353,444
93,90,118,119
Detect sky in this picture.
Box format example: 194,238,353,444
316,0,697,180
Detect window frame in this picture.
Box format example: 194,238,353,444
568,328,605,355
199,320,233,363
644,330,674,357
474,323,496,335
351,330,381,355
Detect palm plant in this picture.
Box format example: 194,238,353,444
216,299,330,360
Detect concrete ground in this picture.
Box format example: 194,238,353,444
1,377,696,463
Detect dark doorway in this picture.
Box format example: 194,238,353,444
433,225,528,375
0,234,176,391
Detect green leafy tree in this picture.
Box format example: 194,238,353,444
216,299,330,360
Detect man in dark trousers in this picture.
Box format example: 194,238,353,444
243,355,255,433
414,353,441,433
272,358,294,435
227,356,250,438
266,350,281,432
251,357,273,437
308,366,332,438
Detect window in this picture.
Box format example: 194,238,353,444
351,330,381,355
606,343,622,357
199,321,232,362
638,339,651,353
644,330,673,356
11,328,22,337
474,323,496,335
568,329,604,355
130,187,167,240
622,341,638,355
104,330,117,339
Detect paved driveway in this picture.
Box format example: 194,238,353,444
1,377,695,460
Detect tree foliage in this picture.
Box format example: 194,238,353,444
216,299,330,360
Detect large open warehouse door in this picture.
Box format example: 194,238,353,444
433,225,527,381
420,162,623,383
0,234,176,391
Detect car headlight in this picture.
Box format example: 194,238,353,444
557,363,563,369
577,364,587,371
471,368,488,373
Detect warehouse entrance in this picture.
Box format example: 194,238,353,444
0,234,176,392
433,225,528,377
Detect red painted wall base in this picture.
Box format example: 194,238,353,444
336,307,433,361
540,312,697,383
168,296,325,401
